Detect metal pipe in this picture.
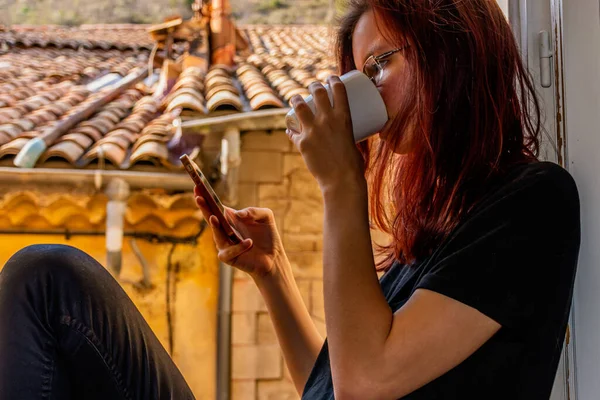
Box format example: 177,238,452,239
215,128,241,400
0,227,206,245
216,261,233,400
129,238,153,289
182,108,288,135
0,167,193,191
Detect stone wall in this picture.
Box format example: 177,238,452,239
226,129,325,399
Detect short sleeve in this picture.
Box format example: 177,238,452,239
416,163,580,328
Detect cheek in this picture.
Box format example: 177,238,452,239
379,86,404,120
379,62,411,119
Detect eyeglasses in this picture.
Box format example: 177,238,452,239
362,45,408,85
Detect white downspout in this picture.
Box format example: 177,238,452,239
105,178,130,276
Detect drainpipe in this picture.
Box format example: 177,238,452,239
105,178,130,276
216,261,233,400
220,127,241,205
216,127,240,400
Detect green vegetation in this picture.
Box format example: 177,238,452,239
0,0,346,26
256,0,287,13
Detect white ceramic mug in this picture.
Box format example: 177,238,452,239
285,70,389,143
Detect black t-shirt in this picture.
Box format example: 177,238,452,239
301,161,580,400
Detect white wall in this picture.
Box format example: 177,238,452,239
563,0,600,398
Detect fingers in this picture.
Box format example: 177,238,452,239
290,95,315,131
196,196,234,247
328,75,350,115
195,195,211,220
286,127,302,150
309,81,332,115
208,215,231,249
217,239,253,266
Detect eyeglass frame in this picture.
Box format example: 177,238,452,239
362,45,409,85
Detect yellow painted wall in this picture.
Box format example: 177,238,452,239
0,231,219,399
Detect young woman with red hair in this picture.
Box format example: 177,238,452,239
0,1,580,399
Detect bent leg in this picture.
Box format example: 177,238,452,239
0,244,195,400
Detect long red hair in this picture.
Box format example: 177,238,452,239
336,0,541,270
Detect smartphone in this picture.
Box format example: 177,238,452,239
180,154,243,244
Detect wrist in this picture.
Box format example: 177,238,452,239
320,173,368,200
251,248,292,288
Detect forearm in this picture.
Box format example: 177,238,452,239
253,253,324,395
321,179,394,393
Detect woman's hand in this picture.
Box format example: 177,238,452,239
287,76,366,192
194,186,285,279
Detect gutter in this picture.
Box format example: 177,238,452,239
0,167,192,191
181,108,288,135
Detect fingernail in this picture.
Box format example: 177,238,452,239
238,210,248,218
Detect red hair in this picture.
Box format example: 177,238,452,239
336,0,541,270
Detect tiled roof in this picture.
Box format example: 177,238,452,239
0,190,204,237
0,25,155,51
0,24,335,171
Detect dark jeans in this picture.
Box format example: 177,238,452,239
0,244,196,400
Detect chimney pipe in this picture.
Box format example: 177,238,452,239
210,0,236,66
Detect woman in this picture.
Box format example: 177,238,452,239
0,0,580,399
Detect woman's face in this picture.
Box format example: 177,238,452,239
352,10,415,154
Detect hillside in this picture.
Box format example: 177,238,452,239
0,0,341,26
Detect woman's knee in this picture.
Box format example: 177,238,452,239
1,244,103,287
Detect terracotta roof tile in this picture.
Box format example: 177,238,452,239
0,137,29,158
84,141,128,167
40,140,86,165
206,90,243,112
40,89,146,166
59,133,95,149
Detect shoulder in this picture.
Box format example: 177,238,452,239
440,162,580,252
474,161,579,219
511,161,577,191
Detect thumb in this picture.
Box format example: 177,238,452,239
236,207,275,223
225,207,274,224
